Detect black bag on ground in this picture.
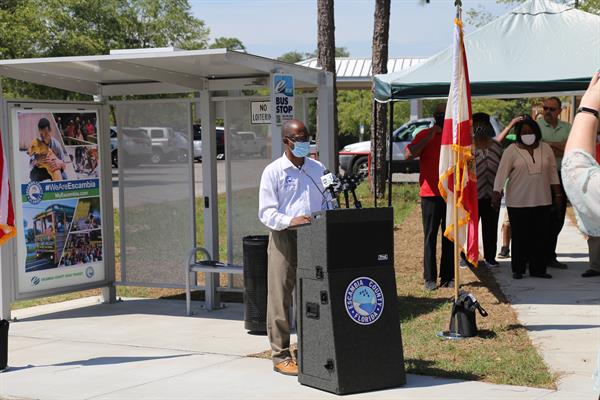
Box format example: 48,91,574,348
449,291,488,337
0,319,8,370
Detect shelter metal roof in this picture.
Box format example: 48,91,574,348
297,57,426,89
0,48,325,97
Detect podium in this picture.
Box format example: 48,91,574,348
296,208,406,395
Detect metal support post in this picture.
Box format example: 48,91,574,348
0,87,15,319
388,101,394,208
200,90,221,310
410,99,423,121
98,97,117,304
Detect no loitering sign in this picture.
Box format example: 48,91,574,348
251,101,271,124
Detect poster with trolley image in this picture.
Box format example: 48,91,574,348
10,107,106,295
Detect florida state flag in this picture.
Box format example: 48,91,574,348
438,17,478,266
0,130,16,245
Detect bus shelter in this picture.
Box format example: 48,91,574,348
0,48,334,319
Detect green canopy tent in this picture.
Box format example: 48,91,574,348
374,0,600,101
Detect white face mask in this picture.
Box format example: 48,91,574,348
521,134,536,146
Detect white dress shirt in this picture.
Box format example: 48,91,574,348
258,154,328,231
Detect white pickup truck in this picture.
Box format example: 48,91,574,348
339,116,503,176
339,118,434,176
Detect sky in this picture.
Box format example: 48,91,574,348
190,0,515,59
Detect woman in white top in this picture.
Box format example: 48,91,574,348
492,116,562,279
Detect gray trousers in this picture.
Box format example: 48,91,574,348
589,236,600,272
266,229,297,365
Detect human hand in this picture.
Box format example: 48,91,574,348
47,157,62,171
509,116,524,127
491,191,502,211
290,216,311,226
580,70,600,111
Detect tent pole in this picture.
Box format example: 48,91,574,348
388,101,394,207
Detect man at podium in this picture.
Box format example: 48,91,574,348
258,119,328,376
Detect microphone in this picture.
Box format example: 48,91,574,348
320,170,339,209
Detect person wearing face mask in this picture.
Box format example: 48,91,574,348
258,119,327,376
405,103,454,290
491,116,562,280
537,97,572,270
468,113,505,267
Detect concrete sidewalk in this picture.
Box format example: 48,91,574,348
0,297,558,400
1,212,598,400
490,211,600,399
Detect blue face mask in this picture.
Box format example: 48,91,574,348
291,141,310,158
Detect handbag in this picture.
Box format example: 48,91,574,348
449,291,488,337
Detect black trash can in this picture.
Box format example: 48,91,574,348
243,235,269,334
0,319,9,371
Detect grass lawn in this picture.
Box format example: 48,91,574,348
11,181,554,388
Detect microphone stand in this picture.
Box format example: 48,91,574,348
342,184,350,209
348,175,362,209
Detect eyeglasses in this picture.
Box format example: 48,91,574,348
543,106,558,112
286,136,309,143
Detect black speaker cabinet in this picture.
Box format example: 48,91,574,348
297,208,406,395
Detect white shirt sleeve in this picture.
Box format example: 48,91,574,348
258,166,293,231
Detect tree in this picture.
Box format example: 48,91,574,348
370,0,390,198
468,0,600,28
497,0,599,13
308,47,350,59
465,5,495,28
0,0,210,99
278,47,349,64
317,0,339,170
277,51,309,64
210,37,246,52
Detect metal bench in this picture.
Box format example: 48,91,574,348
185,247,243,315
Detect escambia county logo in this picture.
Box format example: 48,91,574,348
345,277,384,325
26,181,44,204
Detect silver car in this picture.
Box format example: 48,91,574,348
110,127,153,167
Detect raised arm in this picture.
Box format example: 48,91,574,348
565,71,600,157
405,126,439,160
494,116,524,143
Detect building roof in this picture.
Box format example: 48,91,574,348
297,57,426,89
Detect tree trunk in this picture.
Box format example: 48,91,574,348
370,0,390,198
317,0,339,171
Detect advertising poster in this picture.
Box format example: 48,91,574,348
11,108,105,295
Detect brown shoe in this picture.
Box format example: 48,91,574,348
273,359,298,376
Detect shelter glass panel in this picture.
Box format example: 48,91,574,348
115,101,193,286
225,100,270,268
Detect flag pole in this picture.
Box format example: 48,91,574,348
454,1,462,306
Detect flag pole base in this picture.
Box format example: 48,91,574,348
436,331,468,340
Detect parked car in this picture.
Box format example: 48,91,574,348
192,124,225,161
230,131,269,158
110,127,153,168
173,131,190,162
339,118,435,176
138,126,178,164
339,116,504,176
